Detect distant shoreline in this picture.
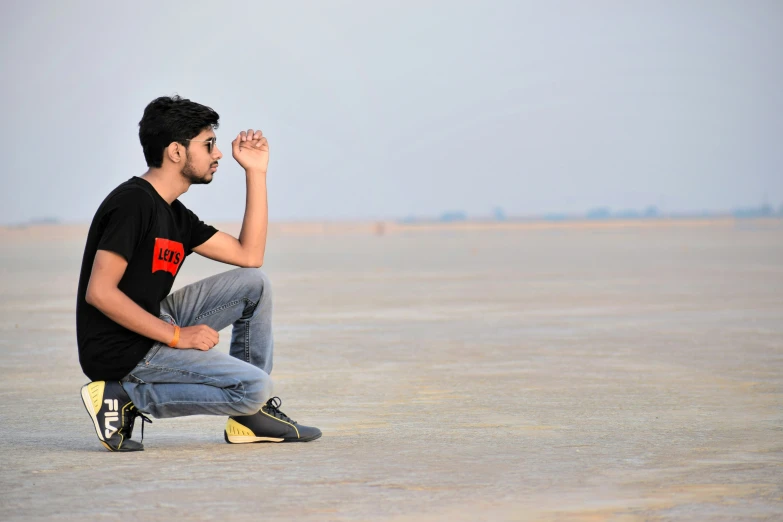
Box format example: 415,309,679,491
2,217,781,241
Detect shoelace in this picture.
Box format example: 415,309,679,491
264,396,297,425
124,405,153,442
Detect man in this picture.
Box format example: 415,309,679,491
76,95,320,452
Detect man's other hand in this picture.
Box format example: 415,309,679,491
177,325,219,351
232,128,269,174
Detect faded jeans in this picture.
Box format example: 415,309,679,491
120,268,273,418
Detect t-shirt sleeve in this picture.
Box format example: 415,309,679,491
96,190,154,262
186,208,218,254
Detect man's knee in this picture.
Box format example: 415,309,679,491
235,268,272,302
234,369,270,415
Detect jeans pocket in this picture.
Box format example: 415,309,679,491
122,373,146,384
143,342,164,364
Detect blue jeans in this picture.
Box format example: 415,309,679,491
121,268,273,418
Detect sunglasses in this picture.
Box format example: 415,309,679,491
184,137,217,154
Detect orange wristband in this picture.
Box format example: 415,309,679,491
168,325,180,348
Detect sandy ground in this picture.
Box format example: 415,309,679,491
1,220,782,521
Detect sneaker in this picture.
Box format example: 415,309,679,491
80,381,151,452
224,396,322,443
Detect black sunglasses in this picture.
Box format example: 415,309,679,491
184,137,217,154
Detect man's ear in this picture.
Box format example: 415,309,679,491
166,142,185,164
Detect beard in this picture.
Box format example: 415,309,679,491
181,158,214,185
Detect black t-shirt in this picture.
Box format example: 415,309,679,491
76,177,218,381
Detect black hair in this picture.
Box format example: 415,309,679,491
138,95,220,168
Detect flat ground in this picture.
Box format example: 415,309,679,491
1,220,782,521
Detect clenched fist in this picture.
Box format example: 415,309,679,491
177,324,219,351
232,128,269,174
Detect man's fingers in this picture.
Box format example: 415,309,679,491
199,326,218,346
185,325,218,350
235,129,264,143
208,326,219,341
233,128,268,156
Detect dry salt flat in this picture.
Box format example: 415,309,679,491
1,219,782,521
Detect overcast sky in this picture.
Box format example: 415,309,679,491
2,1,781,224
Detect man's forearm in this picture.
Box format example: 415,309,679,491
87,287,176,345
237,170,268,267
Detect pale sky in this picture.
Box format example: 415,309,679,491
2,1,782,224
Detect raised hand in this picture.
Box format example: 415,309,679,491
232,128,269,174
177,324,219,351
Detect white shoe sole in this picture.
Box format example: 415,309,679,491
81,384,106,443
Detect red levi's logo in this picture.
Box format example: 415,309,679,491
152,238,185,276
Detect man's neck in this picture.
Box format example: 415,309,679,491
140,169,189,204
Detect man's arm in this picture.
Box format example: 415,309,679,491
85,250,219,350
193,129,269,268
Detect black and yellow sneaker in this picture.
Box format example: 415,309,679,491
224,396,322,443
80,381,151,452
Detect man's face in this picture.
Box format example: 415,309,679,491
181,128,222,185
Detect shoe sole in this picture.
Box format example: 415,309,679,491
81,384,111,450
80,383,142,452
224,431,322,444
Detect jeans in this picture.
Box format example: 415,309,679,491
120,268,273,418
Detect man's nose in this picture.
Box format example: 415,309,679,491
213,146,223,160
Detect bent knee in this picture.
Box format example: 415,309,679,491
236,268,272,302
